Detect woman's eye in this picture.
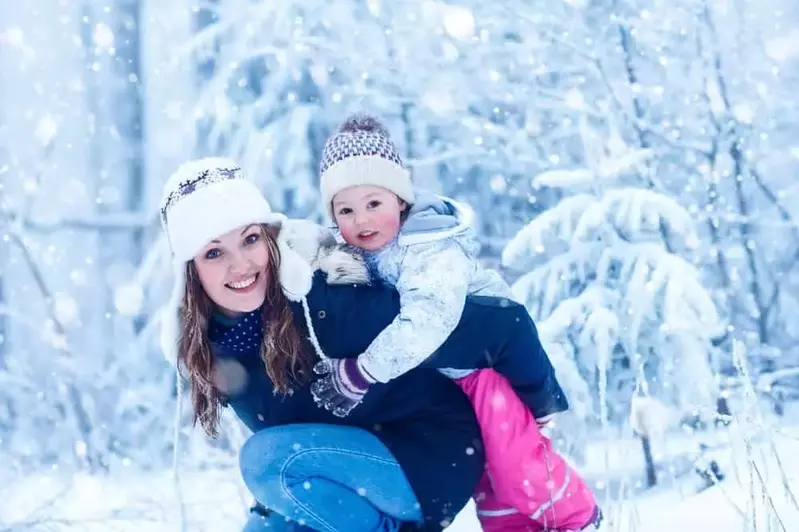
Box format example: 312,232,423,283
244,233,260,245
205,248,222,259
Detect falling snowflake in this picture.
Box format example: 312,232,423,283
114,283,144,316
34,114,59,147
441,5,474,40
92,23,114,50
52,292,80,327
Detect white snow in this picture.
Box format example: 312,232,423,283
4,423,799,531
52,292,81,327
440,5,475,40
114,282,145,316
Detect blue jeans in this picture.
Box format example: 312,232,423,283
243,507,313,532
239,424,423,532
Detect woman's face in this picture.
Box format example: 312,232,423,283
193,224,272,317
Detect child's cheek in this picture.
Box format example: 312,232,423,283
338,223,360,246
380,215,402,239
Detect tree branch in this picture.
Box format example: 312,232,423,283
0,211,156,233
1,135,107,473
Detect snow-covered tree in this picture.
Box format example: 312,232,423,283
503,116,724,428
0,0,186,473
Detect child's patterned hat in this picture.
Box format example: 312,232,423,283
319,113,414,218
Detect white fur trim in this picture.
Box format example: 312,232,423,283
316,248,370,285
320,155,414,218
278,219,335,266
278,219,370,286
276,237,314,302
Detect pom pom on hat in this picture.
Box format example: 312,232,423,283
338,113,391,138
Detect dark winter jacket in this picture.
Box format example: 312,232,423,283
211,272,485,531
302,273,569,420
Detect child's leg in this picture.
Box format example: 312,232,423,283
494,304,569,419
456,369,599,531
473,473,544,531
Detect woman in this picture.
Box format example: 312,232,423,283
159,158,484,531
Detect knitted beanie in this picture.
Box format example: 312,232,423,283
319,113,414,218
158,157,313,365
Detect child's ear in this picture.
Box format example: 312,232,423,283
398,198,408,211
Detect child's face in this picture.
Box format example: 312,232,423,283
193,224,271,317
332,185,406,251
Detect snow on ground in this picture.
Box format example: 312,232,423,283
3,423,799,531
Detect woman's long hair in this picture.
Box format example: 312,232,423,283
177,224,309,436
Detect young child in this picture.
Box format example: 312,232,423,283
311,114,602,531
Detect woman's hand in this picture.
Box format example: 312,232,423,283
311,358,376,417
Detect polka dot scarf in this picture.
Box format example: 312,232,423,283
208,309,263,356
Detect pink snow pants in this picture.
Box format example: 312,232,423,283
455,369,598,531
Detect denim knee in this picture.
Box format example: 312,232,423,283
239,430,287,505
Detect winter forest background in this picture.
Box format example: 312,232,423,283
1,0,799,530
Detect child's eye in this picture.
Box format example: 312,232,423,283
244,233,260,245
338,207,353,215
205,248,222,260
367,200,382,209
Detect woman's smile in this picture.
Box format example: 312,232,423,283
226,273,259,293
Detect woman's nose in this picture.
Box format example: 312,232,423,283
228,250,249,273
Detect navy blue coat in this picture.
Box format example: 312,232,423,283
214,274,485,531
301,273,569,420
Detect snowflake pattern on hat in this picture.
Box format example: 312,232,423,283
160,165,242,223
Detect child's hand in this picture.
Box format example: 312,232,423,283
311,358,375,417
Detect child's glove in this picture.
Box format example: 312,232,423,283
311,358,376,417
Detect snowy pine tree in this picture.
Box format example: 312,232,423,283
503,116,725,430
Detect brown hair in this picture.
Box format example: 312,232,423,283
177,224,309,436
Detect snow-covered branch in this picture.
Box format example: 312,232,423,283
1,211,155,232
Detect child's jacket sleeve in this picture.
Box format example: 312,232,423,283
357,239,473,383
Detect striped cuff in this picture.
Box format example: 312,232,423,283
339,358,375,395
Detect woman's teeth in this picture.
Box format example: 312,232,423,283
228,276,256,289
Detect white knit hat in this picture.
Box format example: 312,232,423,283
158,157,314,366
160,157,287,262
319,114,414,218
